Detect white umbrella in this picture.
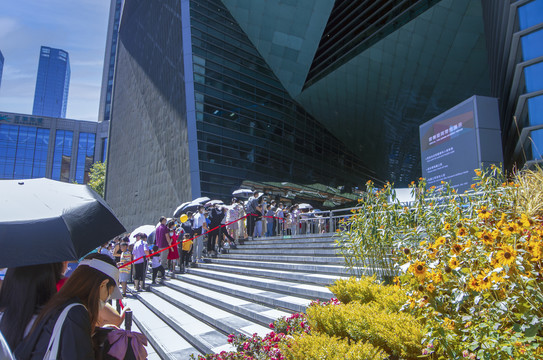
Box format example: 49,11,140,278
232,189,253,198
193,197,211,204
129,225,156,245
206,199,224,206
298,203,313,210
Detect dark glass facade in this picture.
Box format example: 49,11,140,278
32,46,71,118
190,0,376,199
0,124,49,179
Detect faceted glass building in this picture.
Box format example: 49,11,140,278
105,0,542,229
32,46,71,118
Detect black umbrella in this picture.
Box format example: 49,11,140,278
0,178,126,268
173,201,191,218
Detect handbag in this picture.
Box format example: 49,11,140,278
43,303,84,360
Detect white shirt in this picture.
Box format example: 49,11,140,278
193,212,205,229
151,256,161,268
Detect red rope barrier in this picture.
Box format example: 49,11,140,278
119,213,287,269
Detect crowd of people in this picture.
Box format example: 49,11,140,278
0,190,325,359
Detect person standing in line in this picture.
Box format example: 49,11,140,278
208,204,225,256
180,233,192,273
275,202,285,236
265,203,275,237
117,241,131,296
192,206,207,264
166,220,180,273
238,200,247,240
245,191,259,239
132,233,149,291
155,217,171,272
253,204,263,237
150,246,165,284
225,199,239,241
290,204,300,235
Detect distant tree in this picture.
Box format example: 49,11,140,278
88,161,106,197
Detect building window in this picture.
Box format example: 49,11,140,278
102,137,108,163
32,128,50,178
518,0,543,30
524,61,543,93
520,29,543,61
75,132,96,184
52,130,73,182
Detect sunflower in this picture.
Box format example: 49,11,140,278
427,245,438,259
451,243,463,255
411,261,427,280
490,271,505,284
435,236,446,247
528,241,543,261
480,231,495,246
502,222,520,237
443,223,451,231
477,206,491,220
520,214,533,228
477,273,492,291
468,277,481,291
497,213,507,228
426,283,435,293
496,245,517,267
448,256,459,269
456,227,468,237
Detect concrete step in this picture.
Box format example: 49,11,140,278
196,262,348,286
161,277,290,326
184,267,334,301
135,292,233,355
130,319,161,360
149,284,270,337
124,297,200,359
240,236,336,246
218,253,345,264
210,257,352,276
172,273,312,313
228,248,340,256
236,242,339,249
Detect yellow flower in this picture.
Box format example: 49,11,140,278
443,317,455,330
443,223,451,231
411,261,427,280
468,277,481,291
528,241,543,261
477,206,491,220
490,271,505,284
496,245,517,267
477,273,492,291
480,231,495,246
456,227,467,237
451,243,463,255
435,236,446,247
474,169,482,177
497,213,507,228
426,283,435,293
449,256,459,269
427,245,438,259
502,222,520,237
520,214,533,228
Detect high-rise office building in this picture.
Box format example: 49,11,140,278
0,50,4,90
98,0,124,123
104,0,543,229
32,46,71,118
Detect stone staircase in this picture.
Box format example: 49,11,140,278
124,233,350,359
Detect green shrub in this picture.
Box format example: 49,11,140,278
279,333,387,360
329,276,407,312
306,301,423,359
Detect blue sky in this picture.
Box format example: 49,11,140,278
0,0,110,121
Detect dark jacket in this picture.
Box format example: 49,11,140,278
209,208,225,228
14,299,93,360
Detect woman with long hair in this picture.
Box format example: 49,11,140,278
0,263,61,351
15,253,122,359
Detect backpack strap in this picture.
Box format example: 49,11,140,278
43,303,85,360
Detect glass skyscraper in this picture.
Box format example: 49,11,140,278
98,0,124,123
0,111,108,183
32,46,71,118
